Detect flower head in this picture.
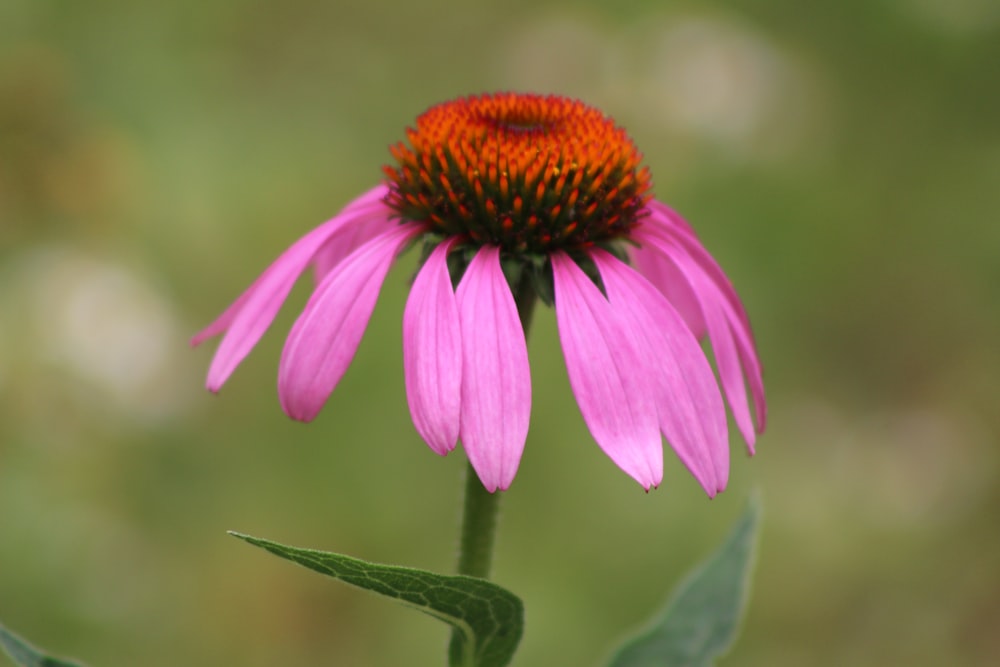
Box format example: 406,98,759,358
383,93,650,254
194,92,766,494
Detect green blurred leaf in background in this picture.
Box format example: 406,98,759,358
0,623,86,667
608,494,760,667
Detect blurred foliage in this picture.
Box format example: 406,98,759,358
1,0,998,666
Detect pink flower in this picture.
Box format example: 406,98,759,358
194,93,765,494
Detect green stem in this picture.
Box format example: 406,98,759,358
455,461,501,578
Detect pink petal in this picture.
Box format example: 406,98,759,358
740,336,767,434
456,246,531,492
635,227,765,449
278,223,421,421
312,185,393,282
593,250,730,495
551,252,663,490
192,222,347,386
630,241,707,338
403,239,462,455
645,201,754,332
641,203,767,434
656,238,754,448
646,199,697,236
192,185,396,392
342,183,390,213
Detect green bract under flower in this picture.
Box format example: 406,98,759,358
383,93,653,256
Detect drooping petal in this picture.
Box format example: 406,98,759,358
192,186,396,392
403,238,462,455
646,234,753,448
630,241,707,338
739,332,767,434
634,225,765,449
645,200,754,333
593,249,730,495
342,183,390,213
641,203,767,434
312,185,392,282
456,246,531,492
193,221,350,386
278,223,421,421
551,252,663,490
646,198,696,235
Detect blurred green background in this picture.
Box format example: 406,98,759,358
2,0,998,665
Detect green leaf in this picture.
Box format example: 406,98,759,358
0,623,87,667
229,532,524,667
607,494,762,667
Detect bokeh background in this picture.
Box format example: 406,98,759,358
2,0,998,665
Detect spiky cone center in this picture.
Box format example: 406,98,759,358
383,93,652,255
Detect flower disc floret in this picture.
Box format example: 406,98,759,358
383,93,652,254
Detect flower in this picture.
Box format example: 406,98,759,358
193,92,765,494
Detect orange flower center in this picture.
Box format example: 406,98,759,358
383,93,652,255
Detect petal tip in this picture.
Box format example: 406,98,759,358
705,469,730,497
191,323,223,348
279,395,322,423
423,438,457,457
632,467,662,492
285,409,318,423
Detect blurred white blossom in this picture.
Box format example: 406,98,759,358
1,245,195,426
